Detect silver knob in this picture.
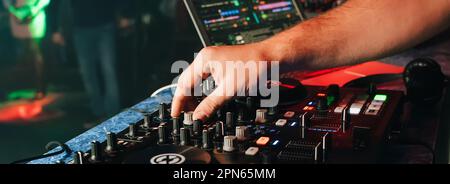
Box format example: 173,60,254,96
255,109,268,123
223,136,236,152
235,126,248,141
183,111,194,126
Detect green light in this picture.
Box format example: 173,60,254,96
7,90,37,101
233,0,240,6
374,95,388,102
261,14,268,19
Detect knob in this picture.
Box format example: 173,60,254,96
183,111,194,126
193,120,202,136
105,132,117,153
215,122,224,139
226,112,234,130
172,117,181,136
180,128,191,146
235,126,248,141
143,113,151,128
268,106,277,116
327,84,340,103
127,124,136,138
158,125,168,144
202,129,213,150
368,83,377,96
159,103,168,120
317,97,328,111
223,136,236,152
90,141,102,162
255,109,268,123
73,151,84,164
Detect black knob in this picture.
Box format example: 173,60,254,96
172,117,181,136
327,84,340,103
268,106,277,116
105,132,117,153
159,103,168,120
158,125,168,144
143,113,151,128
180,128,190,146
90,141,102,162
72,151,84,164
226,112,234,130
317,97,328,111
193,120,202,136
215,122,224,139
127,124,136,138
202,129,213,150
367,83,377,96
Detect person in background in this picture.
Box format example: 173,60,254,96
2,0,50,99
52,0,132,117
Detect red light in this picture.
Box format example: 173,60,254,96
317,93,326,97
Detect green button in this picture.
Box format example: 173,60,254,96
374,94,388,102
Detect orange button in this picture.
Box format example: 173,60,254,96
256,137,270,146
317,93,326,97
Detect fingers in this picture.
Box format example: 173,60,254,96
171,50,212,118
193,85,230,121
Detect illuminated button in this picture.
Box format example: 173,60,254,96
374,94,388,102
303,106,310,111
371,100,385,106
272,140,280,146
256,137,270,146
275,119,288,127
334,106,345,113
350,103,364,115
245,147,259,156
317,93,326,97
307,107,315,111
284,111,295,118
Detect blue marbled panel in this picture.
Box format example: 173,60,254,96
29,87,175,164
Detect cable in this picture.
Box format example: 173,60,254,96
10,141,72,164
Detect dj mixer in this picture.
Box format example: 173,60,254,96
28,78,404,164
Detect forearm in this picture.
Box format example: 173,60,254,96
263,0,450,70
31,0,50,15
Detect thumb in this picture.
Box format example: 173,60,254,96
193,85,230,121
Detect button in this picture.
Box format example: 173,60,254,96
374,94,388,102
245,147,259,156
271,140,280,146
334,106,345,113
350,103,364,115
275,119,288,127
368,104,382,111
371,100,384,106
256,137,270,146
365,109,379,116
284,111,295,118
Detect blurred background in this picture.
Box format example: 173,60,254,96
0,0,346,163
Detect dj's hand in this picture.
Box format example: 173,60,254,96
171,43,274,121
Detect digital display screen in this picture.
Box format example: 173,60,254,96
188,0,303,46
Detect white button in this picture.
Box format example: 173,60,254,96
275,119,288,127
334,106,345,113
284,111,295,118
245,147,259,156
350,104,364,115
